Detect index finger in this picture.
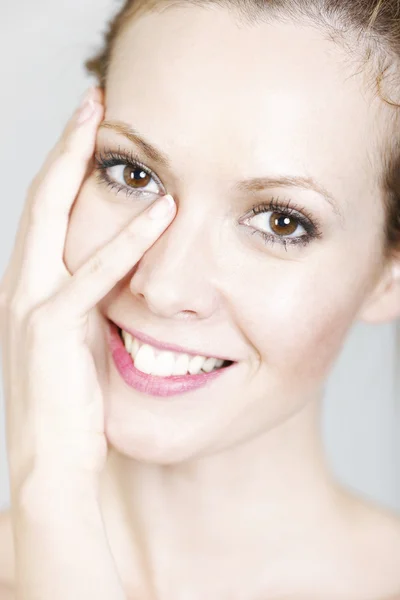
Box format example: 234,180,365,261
32,194,177,334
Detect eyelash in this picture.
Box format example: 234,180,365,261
94,147,166,199
243,198,322,251
93,147,323,251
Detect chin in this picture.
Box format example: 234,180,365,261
104,407,214,465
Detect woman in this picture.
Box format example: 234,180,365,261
0,0,400,598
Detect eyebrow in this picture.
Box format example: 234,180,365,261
235,175,342,218
99,119,342,218
100,120,171,169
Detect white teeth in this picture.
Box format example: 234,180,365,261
202,357,218,373
188,355,207,375
151,351,176,377
120,329,227,376
131,337,140,359
121,330,133,353
134,344,156,375
172,353,190,376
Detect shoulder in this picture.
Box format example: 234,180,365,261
293,487,400,599
351,494,400,557
334,491,400,599
0,510,15,599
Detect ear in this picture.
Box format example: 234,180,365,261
357,251,400,324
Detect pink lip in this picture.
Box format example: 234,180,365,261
106,320,236,398
111,318,235,362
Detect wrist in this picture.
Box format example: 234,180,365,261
12,468,100,521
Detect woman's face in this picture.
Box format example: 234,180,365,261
64,3,392,463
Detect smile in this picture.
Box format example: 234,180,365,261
120,327,229,376
106,320,236,398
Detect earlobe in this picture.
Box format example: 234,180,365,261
357,257,400,324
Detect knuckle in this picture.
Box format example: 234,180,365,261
28,202,50,233
115,227,147,258
28,180,50,217
25,304,55,342
55,135,92,173
86,252,105,276
59,134,75,157
8,295,28,322
27,141,71,202
123,223,141,243
28,196,44,222
27,184,45,215
27,156,55,199
29,187,58,224
85,244,126,281
59,125,88,159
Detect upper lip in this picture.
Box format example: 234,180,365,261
112,319,236,362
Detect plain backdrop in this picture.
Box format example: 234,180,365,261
0,0,399,512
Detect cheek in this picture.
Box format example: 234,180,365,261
281,302,351,383
230,259,365,387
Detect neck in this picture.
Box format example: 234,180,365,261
99,394,344,598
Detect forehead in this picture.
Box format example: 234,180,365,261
106,4,386,206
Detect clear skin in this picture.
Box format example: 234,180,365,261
1,3,400,599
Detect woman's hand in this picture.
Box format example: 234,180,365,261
0,86,176,599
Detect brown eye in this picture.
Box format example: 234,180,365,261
242,203,309,245
241,199,319,249
123,166,152,189
269,212,298,236
101,160,162,197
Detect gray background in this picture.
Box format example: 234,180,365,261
0,0,399,512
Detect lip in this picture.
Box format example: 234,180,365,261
111,318,236,362
106,320,237,398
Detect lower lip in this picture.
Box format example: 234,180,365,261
106,320,235,398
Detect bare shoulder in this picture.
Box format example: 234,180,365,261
0,509,15,598
352,493,400,555
339,490,400,599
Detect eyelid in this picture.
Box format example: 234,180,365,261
93,145,168,202
242,198,321,234
239,197,323,250
94,148,322,250
94,145,165,187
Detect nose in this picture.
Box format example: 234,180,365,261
129,209,220,320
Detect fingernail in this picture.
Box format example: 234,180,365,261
148,195,175,219
77,88,97,125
